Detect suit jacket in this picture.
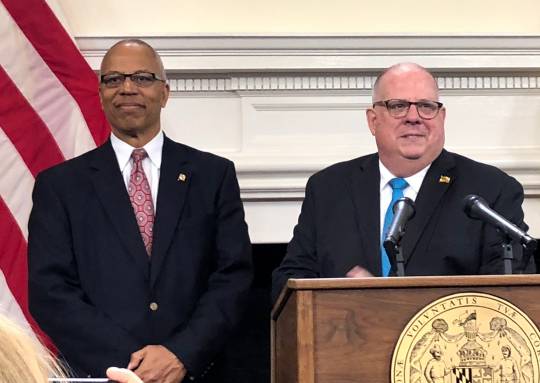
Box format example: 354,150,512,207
272,150,528,302
28,136,253,379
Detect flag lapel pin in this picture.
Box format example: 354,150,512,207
439,175,451,184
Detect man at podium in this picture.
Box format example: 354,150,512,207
272,62,530,302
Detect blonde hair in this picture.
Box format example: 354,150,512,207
0,315,65,383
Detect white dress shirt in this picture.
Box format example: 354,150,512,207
379,160,430,239
110,131,163,210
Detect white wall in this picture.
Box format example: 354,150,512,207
59,0,540,35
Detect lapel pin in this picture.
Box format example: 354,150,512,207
439,175,451,184
178,173,187,182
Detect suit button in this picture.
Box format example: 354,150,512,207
149,302,158,311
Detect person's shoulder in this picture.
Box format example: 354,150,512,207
164,138,235,177
308,153,376,184
35,144,104,181
444,150,523,195
170,140,231,163
446,150,513,180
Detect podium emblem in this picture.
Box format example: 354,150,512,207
391,292,540,383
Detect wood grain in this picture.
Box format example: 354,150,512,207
272,276,540,383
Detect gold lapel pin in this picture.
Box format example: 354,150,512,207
439,175,451,184
178,173,187,182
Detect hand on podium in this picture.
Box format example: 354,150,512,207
346,266,374,278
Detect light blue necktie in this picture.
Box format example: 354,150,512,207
381,178,409,276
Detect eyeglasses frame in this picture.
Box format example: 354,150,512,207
372,99,444,120
100,72,166,88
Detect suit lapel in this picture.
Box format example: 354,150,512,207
89,141,150,276
347,155,381,275
402,150,456,263
150,137,191,287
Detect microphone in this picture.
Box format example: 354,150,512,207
384,197,416,247
462,194,536,249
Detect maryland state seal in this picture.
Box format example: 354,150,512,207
391,293,540,383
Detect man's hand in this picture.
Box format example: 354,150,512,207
346,265,374,278
128,345,186,383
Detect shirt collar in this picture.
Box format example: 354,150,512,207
110,131,164,171
379,160,431,194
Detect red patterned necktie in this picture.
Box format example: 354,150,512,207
128,149,154,256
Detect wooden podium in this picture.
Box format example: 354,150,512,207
271,275,540,383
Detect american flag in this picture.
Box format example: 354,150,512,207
0,0,109,345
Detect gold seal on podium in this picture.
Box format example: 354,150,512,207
391,292,540,383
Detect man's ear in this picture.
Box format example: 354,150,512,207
366,108,377,136
439,106,446,123
161,83,170,108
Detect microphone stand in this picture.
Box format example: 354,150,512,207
501,234,537,275
501,240,514,275
383,241,405,277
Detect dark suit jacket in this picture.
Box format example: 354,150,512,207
272,150,528,302
28,136,253,379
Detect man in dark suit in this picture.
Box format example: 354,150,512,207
272,62,529,302
28,39,252,383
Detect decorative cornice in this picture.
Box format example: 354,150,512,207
82,35,540,92
77,35,540,72
166,74,540,92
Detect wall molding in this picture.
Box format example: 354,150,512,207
81,35,540,91
77,35,540,72
164,75,540,92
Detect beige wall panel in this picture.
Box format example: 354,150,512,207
162,94,242,153
59,0,540,36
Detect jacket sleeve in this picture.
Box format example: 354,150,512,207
271,175,321,305
28,172,143,377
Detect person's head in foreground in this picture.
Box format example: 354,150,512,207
0,314,63,383
0,314,142,383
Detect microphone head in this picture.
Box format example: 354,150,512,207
463,194,487,219
392,197,416,219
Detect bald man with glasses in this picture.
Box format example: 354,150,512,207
272,62,530,302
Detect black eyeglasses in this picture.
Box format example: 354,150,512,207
100,72,165,88
373,99,443,120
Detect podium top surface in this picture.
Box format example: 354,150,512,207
288,274,540,290
272,274,540,318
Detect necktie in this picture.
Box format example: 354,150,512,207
128,149,154,256
381,178,409,276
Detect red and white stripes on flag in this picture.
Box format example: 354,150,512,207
0,0,109,345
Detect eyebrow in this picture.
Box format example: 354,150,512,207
102,69,155,75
